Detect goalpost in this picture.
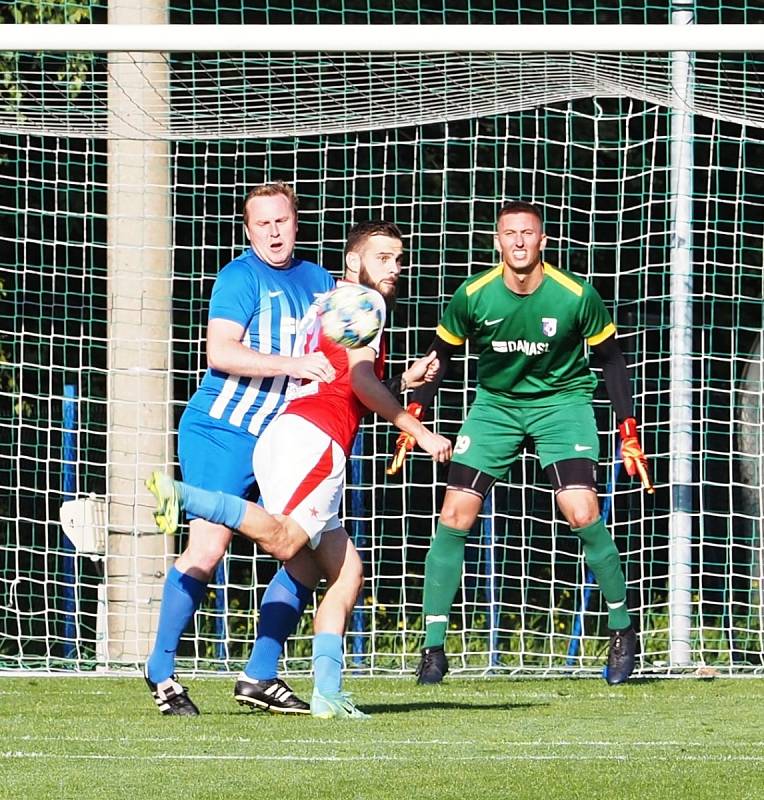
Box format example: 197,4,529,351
0,16,762,677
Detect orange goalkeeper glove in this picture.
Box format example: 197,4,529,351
386,402,424,476
618,417,654,494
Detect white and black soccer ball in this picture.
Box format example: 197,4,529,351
319,283,383,349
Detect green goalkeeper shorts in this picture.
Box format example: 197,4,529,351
451,392,600,479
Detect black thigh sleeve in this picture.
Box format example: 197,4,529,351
545,458,598,494
446,462,496,500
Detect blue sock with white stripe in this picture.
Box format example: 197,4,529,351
244,567,313,680
175,481,247,529
146,565,207,683
312,632,344,696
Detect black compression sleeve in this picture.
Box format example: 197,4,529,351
410,335,459,410
384,374,404,395
591,335,634,423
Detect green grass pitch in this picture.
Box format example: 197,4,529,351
2,676,763,799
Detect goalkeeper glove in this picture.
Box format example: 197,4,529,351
386,402,424,476
618,417,654,494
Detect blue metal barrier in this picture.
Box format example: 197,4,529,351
61,384,78,661
566,450,622,665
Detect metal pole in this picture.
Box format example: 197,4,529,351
214,561,227,665
668,0,696,667
566,457,621,665
61,384,78,662
481,492,499,667
349,432,367,666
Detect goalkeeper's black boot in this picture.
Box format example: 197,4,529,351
144,667,200,716
415,645,449,685
606,626,638,685
234,674,310,715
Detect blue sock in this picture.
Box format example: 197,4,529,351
313,632,343,696
244,567,313,680
146,565,207,683
175,481,247,529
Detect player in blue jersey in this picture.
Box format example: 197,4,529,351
144,182,336,716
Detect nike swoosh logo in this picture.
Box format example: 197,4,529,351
269,290,283,298
574,444,592,452
485,318,503,326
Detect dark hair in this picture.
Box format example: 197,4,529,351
497,200,544,227
344,220,403,258
242,181,298,224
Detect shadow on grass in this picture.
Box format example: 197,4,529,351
212,701,545,718
359,700,544,714
611,676,663,686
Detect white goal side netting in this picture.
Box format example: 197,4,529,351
1,50,763,139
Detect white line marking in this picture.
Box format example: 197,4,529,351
10,735,764,748
3,751,764,763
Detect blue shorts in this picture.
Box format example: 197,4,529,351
178,406,259,519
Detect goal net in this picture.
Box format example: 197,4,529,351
1,19,762,677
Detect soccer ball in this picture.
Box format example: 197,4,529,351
319,283,383,349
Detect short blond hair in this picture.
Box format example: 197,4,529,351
242,181,299,224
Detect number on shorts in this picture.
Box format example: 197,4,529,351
454,435,471,455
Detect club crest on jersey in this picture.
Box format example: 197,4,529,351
541,317,558,337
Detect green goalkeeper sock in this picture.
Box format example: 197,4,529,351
573,519,632,631
422,523,470,648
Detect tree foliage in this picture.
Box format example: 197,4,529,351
1,1,98,110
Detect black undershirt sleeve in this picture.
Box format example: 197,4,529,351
384,374,404,395
409,335,460,410
591,335,633,423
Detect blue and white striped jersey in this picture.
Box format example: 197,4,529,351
187,248,335,436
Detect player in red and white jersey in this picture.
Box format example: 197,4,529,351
282,277,389,458
148,221,451,718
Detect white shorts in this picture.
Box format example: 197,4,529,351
252,413,345,549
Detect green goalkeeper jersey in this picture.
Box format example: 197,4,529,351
437,261,615,407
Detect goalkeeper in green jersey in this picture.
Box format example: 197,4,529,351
388,200,653,686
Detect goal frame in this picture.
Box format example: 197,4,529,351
1,23,761,53
2,19,762,675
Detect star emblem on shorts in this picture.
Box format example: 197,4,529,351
309,506,319,518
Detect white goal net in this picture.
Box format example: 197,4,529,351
1,26,762,676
